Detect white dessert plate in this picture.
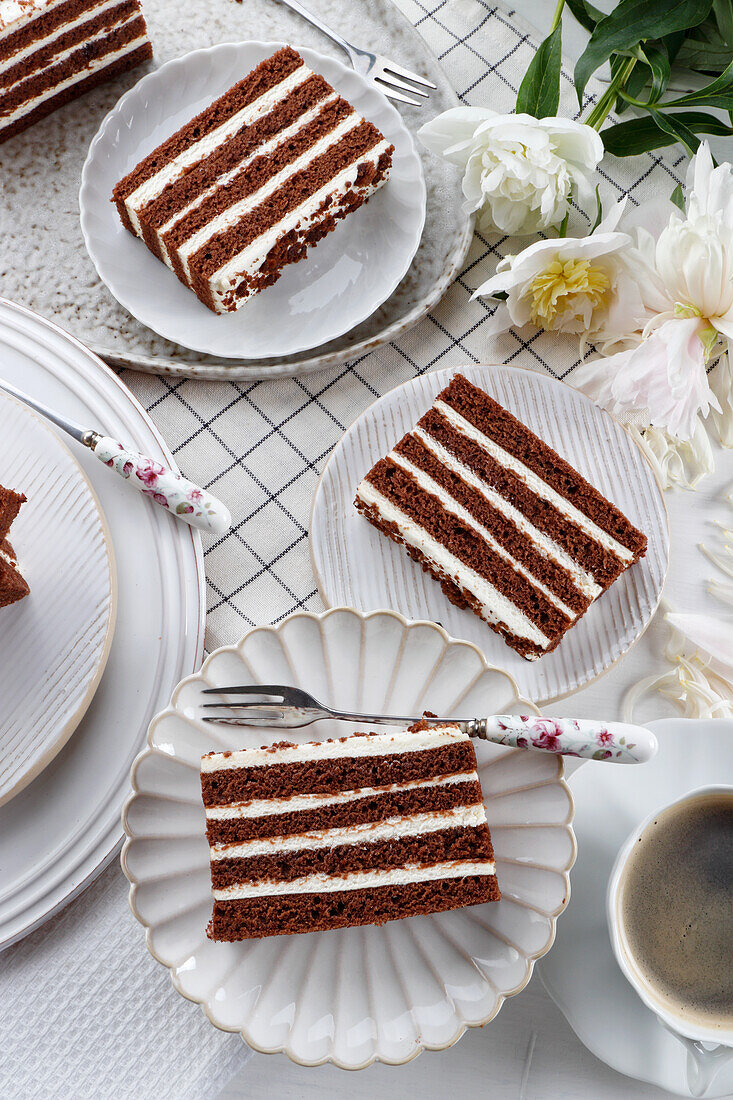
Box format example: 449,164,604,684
0,393,116,808
80,41,426,360
0,297,205,949
122,607,576,1069
310,365,669,705
539,719,733,1098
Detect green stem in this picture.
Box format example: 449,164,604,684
549,0,566,33
584,56,637,130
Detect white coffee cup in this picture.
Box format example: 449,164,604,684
607,785,733,1097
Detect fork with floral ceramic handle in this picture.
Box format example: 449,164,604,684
201,684,657,763
0,378,231,535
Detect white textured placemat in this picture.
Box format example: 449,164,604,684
0,2,694,1096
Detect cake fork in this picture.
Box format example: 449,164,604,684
200,684,657,764
275,0,437,106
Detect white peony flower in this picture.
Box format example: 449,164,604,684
627,421,714,491
474,200,636,339
418,108,603,236
573,143,733,440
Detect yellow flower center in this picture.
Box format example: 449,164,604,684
528,258,610,330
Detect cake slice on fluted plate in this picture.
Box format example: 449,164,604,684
201,722,498,941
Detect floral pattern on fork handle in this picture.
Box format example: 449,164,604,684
92,436,231,535
477,715,658,764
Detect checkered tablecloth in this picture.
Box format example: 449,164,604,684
0,4,693,1098
121,0,687,656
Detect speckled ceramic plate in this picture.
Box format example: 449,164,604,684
1,0,469,378
80,42,426,359
122,607,576,1069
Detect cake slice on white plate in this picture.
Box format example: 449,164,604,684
112,46,395,314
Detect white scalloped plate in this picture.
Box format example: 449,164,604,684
122,607,576,1069
0,392,116,807
80,41,426,359
310,366,670,705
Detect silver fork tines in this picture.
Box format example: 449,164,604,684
275,0,437,106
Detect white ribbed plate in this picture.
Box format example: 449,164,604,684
122,607,576,1069
0,296,204,950
310,366,669,704
80,41,426,359
0,393,116,807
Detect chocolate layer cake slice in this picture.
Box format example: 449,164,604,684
0,485,29,607
0,0,152,145
112,46,394,313
355,373,647,661
201,723,499,940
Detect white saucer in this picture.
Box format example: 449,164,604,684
80,41,426,359
539,719,733,1098
0,393,116,807
0,297,205,948
309,365,669,705
122,608,576,1069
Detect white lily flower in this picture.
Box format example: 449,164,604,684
474,200,636,338
418,108,603,236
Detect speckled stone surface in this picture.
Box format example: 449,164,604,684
0,0,467,374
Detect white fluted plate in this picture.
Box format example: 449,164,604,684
310,366,669,705
122,607,576,1069
80,41,426,359
0,392,116,807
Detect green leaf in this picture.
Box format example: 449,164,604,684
639,41,672,101
664,55,733,106
649,106,702,153
713,0,733,42
663,29,687,62
601,109,731,154
670,181,686,209
516,23,562,117
565,0,605,32
574,0,713,104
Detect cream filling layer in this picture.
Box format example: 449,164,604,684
356,480,550,651
201,724,467,773
0,29,145,128
389,450,577,620
434,401,635,564
177,110,361,282
205,770,480,819
0,0,125,74
207,138,391,311
212,860,497,900
155,91,340,270
123,63,312,235
211,804,487,859
0,546,18,568
414,426,601,599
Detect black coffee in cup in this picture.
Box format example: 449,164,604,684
619,790,733,1028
